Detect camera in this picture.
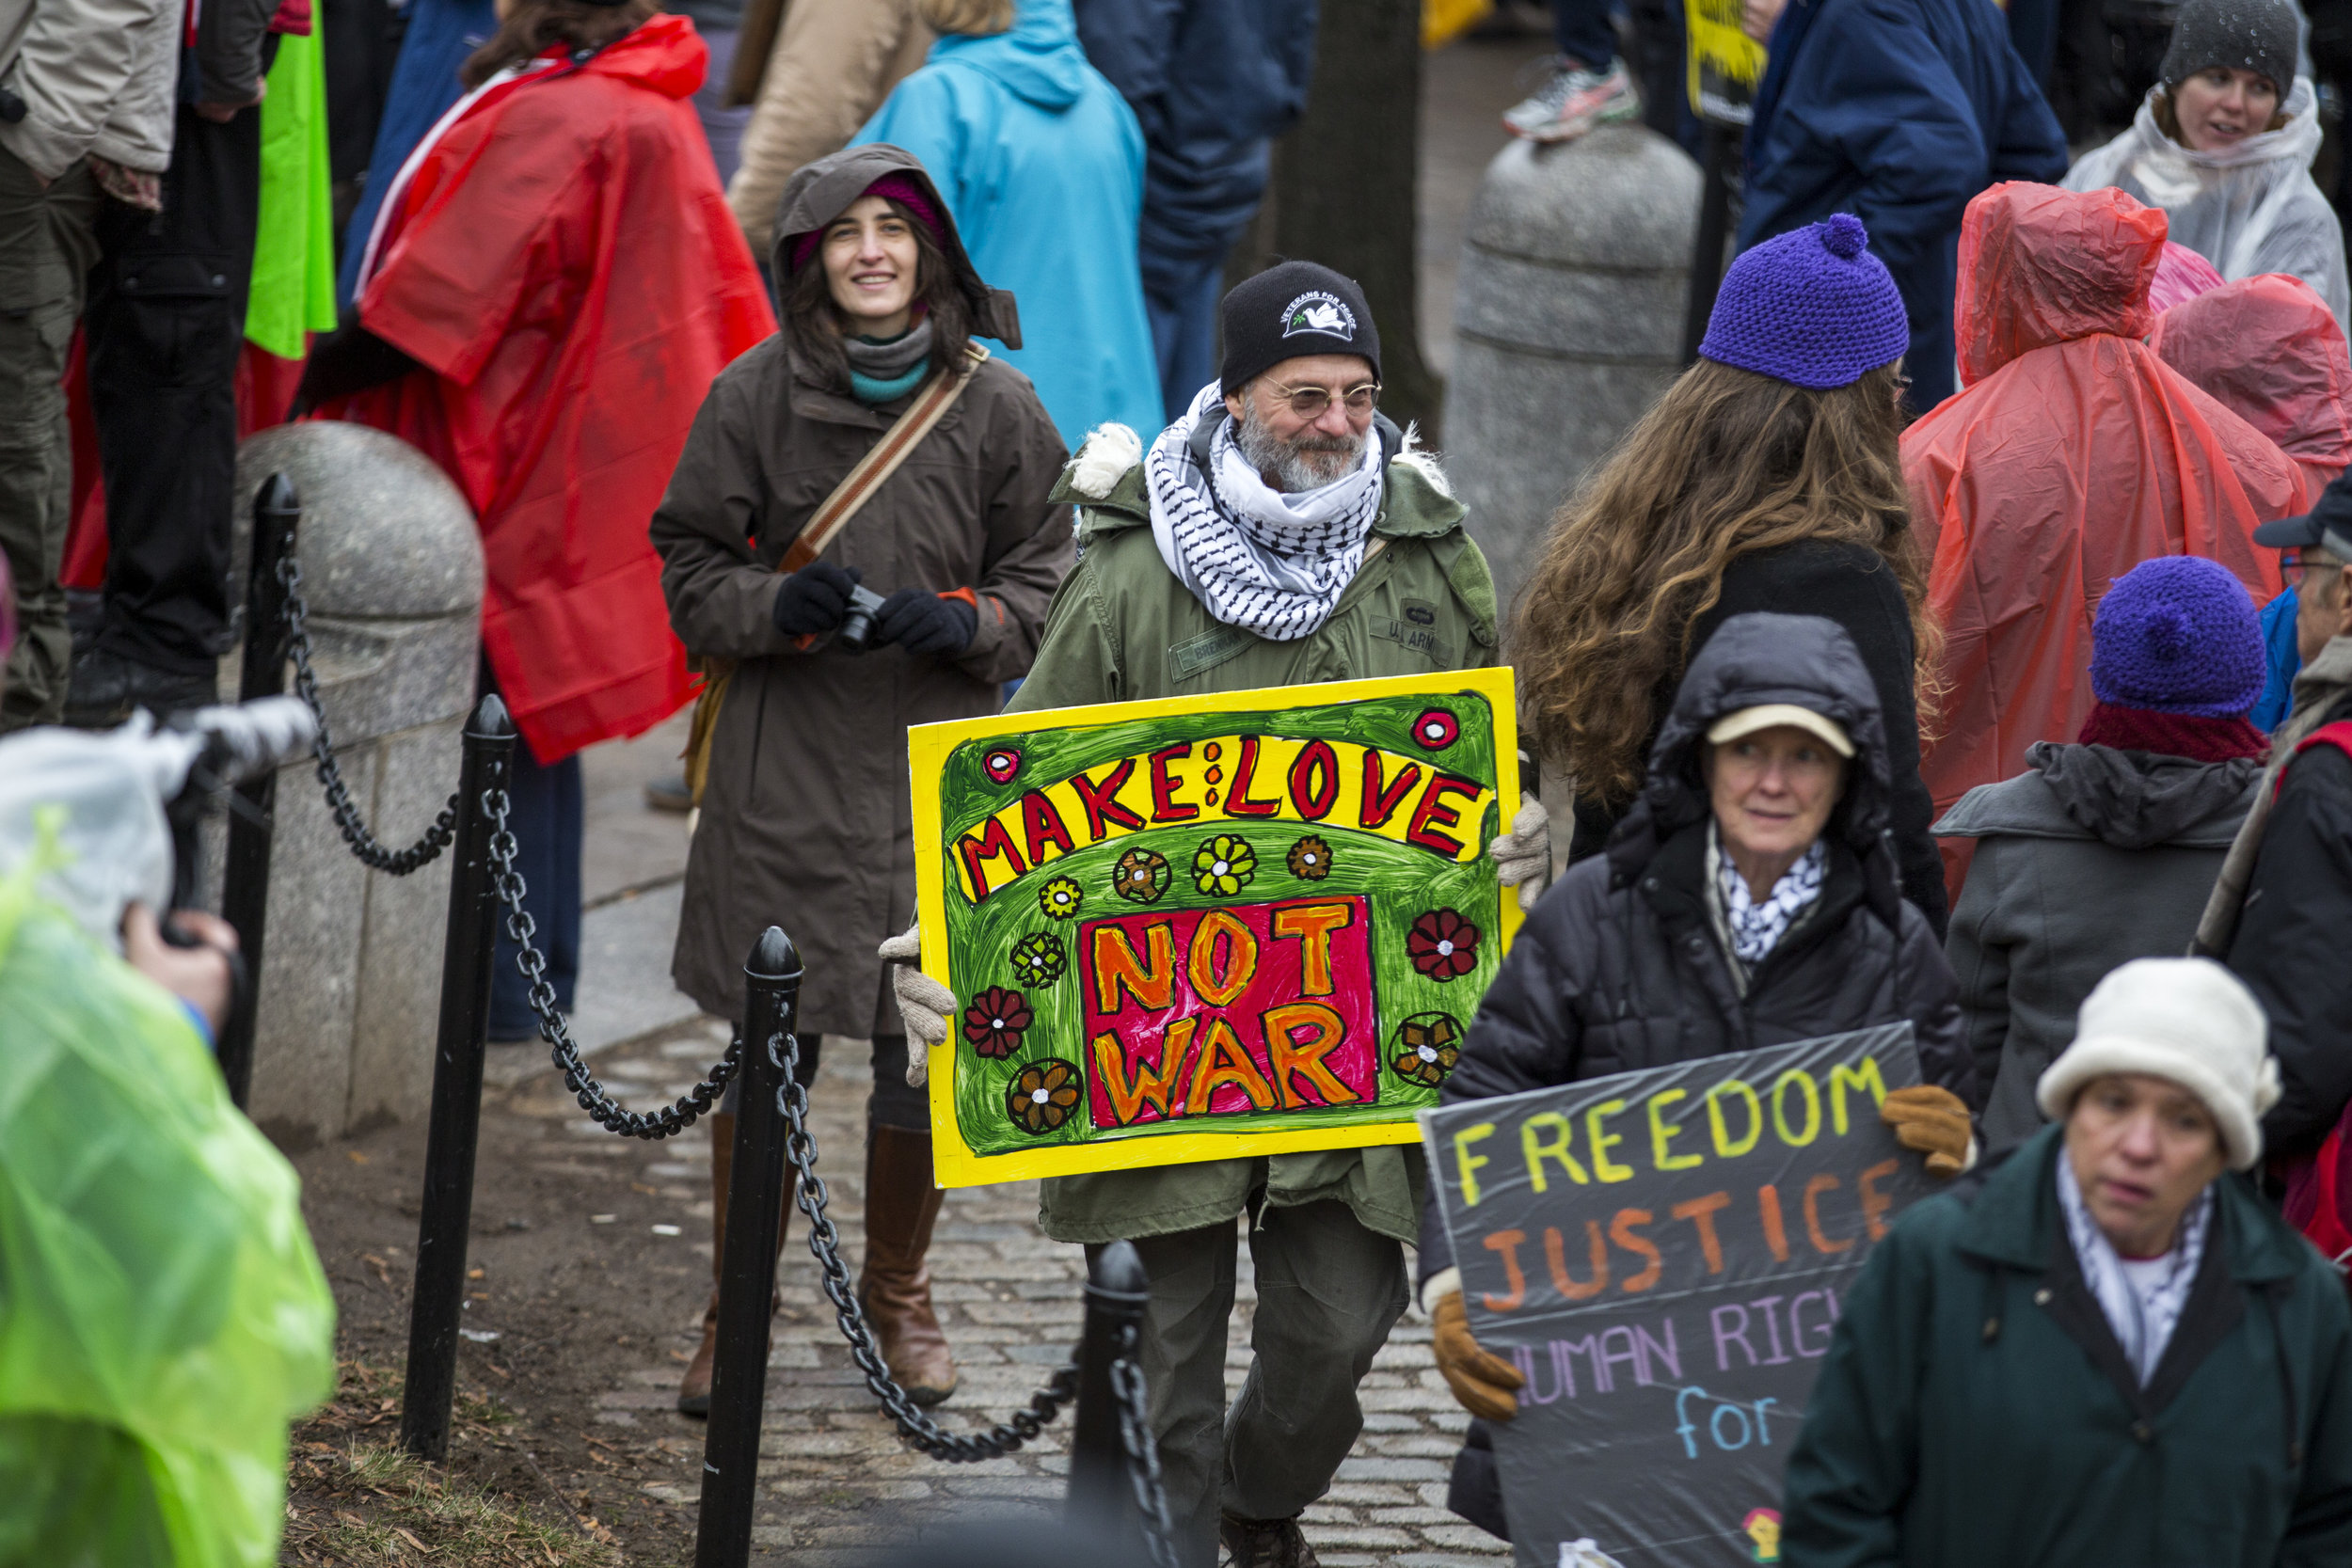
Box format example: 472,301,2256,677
836,583,890,653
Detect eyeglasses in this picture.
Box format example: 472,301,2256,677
2282,553,2344,586
1264,380,1381,419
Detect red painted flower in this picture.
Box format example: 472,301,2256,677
962,987,1033,1058
983,747,1023,784
1411,708,1459,750
1406,909,1482,980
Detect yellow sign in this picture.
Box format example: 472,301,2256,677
909,670,1524,1188
1685,0,1768,125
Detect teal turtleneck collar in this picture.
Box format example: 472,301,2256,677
850,361,930,404
844,319,934,405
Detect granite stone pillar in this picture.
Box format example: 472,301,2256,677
1443,126,1703,622
224,423,484,1150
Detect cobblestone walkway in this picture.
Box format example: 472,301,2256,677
559,1020,1510,1566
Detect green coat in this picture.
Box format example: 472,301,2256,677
1782,1125,2352,1567
1004,432,1501,1245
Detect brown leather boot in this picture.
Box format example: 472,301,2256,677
677,1112,795,1416
857,1123,959,1405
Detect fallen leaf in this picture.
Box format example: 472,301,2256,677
392,1526,427,1552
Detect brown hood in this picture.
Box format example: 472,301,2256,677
771,143,1023,349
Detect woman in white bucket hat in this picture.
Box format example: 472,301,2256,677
1781,957,2352,1566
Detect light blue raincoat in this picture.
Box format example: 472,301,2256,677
852,0,1162,445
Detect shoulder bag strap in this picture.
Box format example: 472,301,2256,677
775,342,990,574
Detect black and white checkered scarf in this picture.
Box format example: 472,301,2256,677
1713,831,1827,967
1142,382,1384,641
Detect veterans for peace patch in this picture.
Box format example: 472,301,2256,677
1281,290,1358,341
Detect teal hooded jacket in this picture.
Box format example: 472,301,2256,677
852,0,1163,447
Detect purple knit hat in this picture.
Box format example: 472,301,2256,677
1698,214,1911,389
2090,555,2265,717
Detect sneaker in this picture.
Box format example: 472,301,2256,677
61,644,216,729
1502,56,1642,143
1219,1513,1319,1568
644,771,693,813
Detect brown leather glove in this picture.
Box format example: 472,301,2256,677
1881,1085,1974,1177
1432,1291,1523,1422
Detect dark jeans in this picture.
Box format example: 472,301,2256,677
719,1032,928,1131
1144,249,1226,423
1550,0,1620,69
85,103,263,676
0,147,100,730
489,731,583,1038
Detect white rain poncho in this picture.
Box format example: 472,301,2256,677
2062,78,2350,332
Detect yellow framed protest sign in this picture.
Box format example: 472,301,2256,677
909,670,1524,1188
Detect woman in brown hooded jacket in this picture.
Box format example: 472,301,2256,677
650,142,1073,1412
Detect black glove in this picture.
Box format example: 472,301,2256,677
873,589,978,657
771,562,863,638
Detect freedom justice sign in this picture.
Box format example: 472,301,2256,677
1422,1026,1934,1567
907,671,1522,1185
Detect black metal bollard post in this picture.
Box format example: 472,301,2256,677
696,926,803,1568
216,473,301,1107
1678,120,1741,365
398,695,517,1461
1068,1240,1152,1534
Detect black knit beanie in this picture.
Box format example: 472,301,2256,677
2161,0,2302,91
1219,261,1382,392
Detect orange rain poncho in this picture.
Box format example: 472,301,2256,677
2152,274,2352,510
1902,182,2296,891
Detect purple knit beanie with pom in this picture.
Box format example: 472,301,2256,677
1698,214,1912,389
2090,556,2266,717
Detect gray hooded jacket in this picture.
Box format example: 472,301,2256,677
1936,743,2261,1150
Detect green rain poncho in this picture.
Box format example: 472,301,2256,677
0,860,337,1565
247,25,340,360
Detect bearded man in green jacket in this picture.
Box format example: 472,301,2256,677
882,261,1545,1568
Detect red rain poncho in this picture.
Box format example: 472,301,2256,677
1902,182,2294,880
326,15,774,763
2152,274,2352,509
2148,240,2224,315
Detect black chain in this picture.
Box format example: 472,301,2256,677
1110,1343,1182,1568
277,550,459,874
771,1029,1077,1460
485,786,738,1138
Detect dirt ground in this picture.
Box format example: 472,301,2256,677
282,1020,740,1566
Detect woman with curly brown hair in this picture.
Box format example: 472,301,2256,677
1513,214,1947,932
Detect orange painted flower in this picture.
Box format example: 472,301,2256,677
1009,1058,1083,1132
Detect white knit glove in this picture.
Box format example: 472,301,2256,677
878,924,955,1088
1488,797,1551,911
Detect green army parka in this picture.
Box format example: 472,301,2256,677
1003,420,1501,1246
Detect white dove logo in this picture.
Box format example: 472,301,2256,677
1279,290,1357,341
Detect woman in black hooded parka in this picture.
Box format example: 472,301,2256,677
1418,611,1978,1540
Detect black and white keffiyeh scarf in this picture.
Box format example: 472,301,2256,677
1143,381,1384,641
2058,1154,2211,1385
1712,828,1826,967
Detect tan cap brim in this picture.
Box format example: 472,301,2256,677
1705,704,1854,758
